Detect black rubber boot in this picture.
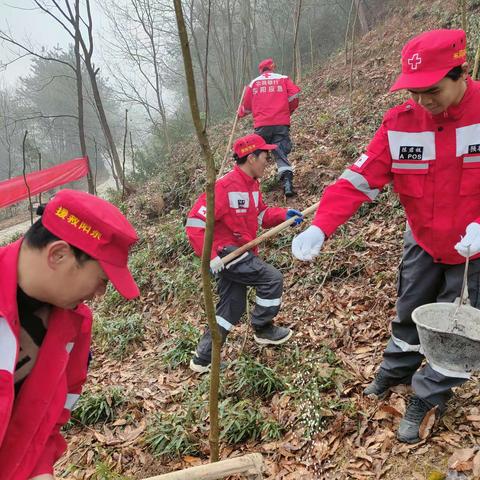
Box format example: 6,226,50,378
364,368,413,400
253,325,293,345
281,171,296,197
397,395,440,443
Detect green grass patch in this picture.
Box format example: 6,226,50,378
162,321,200,368
281,347,351,439
145,409,201,458
220,398,283,443
71,387,127,425
93,311,144,359
229,355,286,398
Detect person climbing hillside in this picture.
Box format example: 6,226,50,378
186,133,303,373
0,189,139,480
237,58,301,197
291,29,480,444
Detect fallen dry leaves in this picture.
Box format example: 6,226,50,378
55,1,480,479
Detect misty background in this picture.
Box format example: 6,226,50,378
0,0,392,200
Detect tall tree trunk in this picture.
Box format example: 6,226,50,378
344,0,355,66
74,0,95,194
37,150,42,204
292,0,302,83
173,0,221,463
308,14,314,70
85,60,126,189
79,0,129,192
22,131,33,225
353,0,370,36
122,108,128,199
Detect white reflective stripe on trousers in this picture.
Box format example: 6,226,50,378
0,317,17,373
255,296,282,307
64,393,81,410
277,166,293,173
428,361,472,379
216,315,234,331
391,334,422,353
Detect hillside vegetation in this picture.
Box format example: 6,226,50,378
58,1,480,479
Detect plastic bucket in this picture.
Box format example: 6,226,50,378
412,302,480,373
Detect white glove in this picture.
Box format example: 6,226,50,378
210,256,225,274
455,222,480,257
292,225,325,261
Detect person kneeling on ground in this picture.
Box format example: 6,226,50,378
186,133,303,373
0,189,139,480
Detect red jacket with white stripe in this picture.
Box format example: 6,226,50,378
313,77,480,265
238,72,300,128
0,239,92,480
186,165,287,258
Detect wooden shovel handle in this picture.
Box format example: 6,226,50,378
220,201,320,265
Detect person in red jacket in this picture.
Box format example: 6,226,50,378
0,189,139,480
238,58,301,197
292,29,480,443
186,133,303,373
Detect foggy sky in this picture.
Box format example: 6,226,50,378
0,0,108,87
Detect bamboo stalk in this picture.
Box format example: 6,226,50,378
218,86,246,177
141,453,263,480
220,201,320,266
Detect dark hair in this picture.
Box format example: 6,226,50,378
24,218,92,264
445,65,464,81
233,149,266,164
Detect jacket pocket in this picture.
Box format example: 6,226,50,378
460,154,480,196
391,161,429,198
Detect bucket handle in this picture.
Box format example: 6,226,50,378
451,245,471,332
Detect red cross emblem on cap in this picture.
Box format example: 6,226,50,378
408,53,422,70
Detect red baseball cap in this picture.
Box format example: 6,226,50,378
233,134,277,158
258,58,275,73
390,29,467,92
41,189,140,299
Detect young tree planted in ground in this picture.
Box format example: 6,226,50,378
173,0,222,462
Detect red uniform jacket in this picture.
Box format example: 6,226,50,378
186,165,286,258
313,77,480,265
0,240,92,479
238,72,300,128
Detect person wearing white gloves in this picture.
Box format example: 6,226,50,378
292,29,480,444
455,223,480,258
185,134,303,373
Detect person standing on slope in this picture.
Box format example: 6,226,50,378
186,134,303,373
238,58,301,197
291,29,480,444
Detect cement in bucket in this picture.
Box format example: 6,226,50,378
412,302,480,373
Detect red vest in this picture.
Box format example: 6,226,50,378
314,78,480,265
238,72,300,128
0,240,92,479
186,165,286,258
